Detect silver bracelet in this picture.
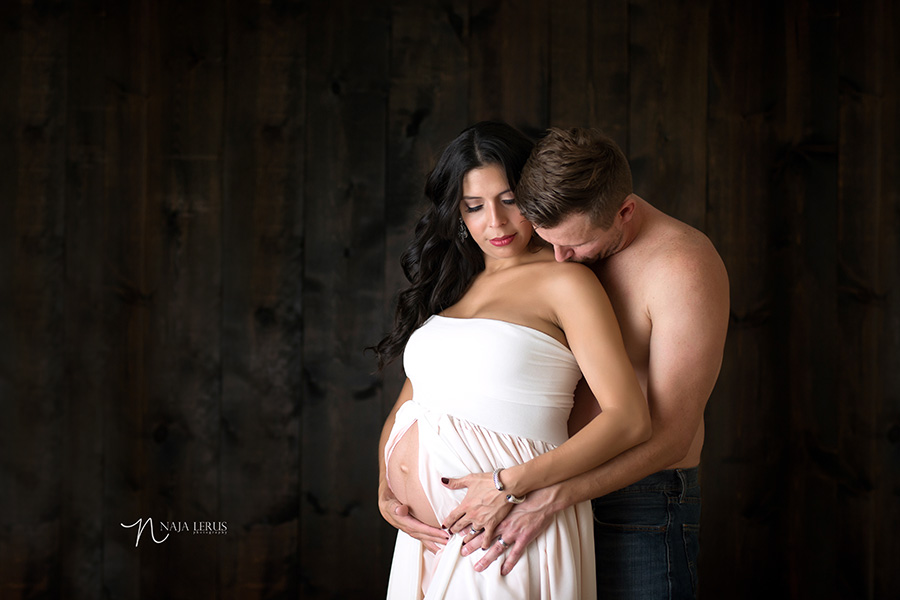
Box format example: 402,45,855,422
494,467,525,503
492,467,506,491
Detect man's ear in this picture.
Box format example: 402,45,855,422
617,194,637,223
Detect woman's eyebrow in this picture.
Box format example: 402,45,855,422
462,189,513,200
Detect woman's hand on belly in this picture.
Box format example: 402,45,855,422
440,473,514,549
378,479,450,553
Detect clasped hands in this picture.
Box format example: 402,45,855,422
380,471,555,575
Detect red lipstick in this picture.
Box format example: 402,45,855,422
490,234,516,247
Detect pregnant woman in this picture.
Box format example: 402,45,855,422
372,121,650,599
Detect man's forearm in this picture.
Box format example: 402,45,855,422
542,432,688,510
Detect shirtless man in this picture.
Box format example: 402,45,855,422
380,127,730,598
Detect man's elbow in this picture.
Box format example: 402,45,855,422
670,436,694,463
650,429,693,464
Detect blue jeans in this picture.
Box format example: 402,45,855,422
591,467,701,599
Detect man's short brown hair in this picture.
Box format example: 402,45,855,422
516,127,633,229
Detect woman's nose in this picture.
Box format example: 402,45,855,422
488,203,507,227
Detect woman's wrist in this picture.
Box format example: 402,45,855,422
496,464,529,498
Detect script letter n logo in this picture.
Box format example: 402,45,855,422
121,518,170,547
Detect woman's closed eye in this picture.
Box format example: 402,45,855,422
463,197,515,213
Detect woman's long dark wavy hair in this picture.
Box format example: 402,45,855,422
371,121,535,370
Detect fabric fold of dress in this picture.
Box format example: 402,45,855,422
385,315,596,599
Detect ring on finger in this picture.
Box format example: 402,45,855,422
497,536,510,549
469,526,479,536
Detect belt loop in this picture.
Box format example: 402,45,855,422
676,469,687,502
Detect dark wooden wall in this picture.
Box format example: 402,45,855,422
1,1,897,598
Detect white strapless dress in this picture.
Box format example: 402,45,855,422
384,315,596,599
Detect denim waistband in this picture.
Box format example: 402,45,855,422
615,466,700,494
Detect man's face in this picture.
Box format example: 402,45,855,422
535,213,623,264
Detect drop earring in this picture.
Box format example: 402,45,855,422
458,217,468,241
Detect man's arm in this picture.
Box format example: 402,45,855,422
558,241,730,499
378,378,450,553
472,242,730,574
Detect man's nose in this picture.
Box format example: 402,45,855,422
554,246,574,262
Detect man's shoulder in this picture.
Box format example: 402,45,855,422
647,225,729,321
609,212,728,308
639,214,724,276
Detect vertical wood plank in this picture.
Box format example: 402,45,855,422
0,2,68,597
837,0,900,597
137,0,226,595
220,0,307,596
548,0,628,144
777,4,815,598
95,1,155,596
702,1,789,595
302,1,389,595
782,2,841,597
872,6,900,596
382,0,470,581
469,0,549,133
628,0,709,228
61,1,136,596
0,10,18,570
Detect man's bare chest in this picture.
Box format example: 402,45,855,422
597,265,652,373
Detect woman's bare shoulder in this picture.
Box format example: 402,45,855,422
528,259,600,287
519,261,607,317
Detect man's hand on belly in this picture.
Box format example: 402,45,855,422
460,486,559,575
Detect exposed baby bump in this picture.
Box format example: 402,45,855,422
387,420,441,529
388,425,416,485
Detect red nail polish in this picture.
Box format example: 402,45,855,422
441,477,449,484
